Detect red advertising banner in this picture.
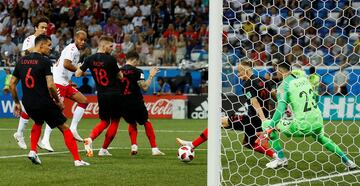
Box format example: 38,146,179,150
63,95,187,119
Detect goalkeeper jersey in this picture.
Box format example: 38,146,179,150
269,73,323,131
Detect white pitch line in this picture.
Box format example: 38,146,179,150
0,128,204,133
271,170,360,186
0,147,207,159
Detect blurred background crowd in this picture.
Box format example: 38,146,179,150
0,0,359,95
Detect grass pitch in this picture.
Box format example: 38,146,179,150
0,119,359,185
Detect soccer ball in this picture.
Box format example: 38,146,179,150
177,146,195,162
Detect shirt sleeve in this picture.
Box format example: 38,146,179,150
269,82,289,128
44,58,53,76
63,48,76,61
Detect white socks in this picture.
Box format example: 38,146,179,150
41,124,53,144
16,117,29,137
70,106,85,131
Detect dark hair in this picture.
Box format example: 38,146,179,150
126,51,140,61
34,16,49,28
277,61,291,71
99,35,114,43
35,34,51,46
309,66,316,74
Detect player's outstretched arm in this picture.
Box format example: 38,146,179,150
9,76,21,117
139,67,159,91
64,59,78,72
250,97,266,121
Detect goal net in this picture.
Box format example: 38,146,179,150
217,0,360,185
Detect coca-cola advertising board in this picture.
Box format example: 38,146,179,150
63,95,187,119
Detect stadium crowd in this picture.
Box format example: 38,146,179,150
0,0,209,67
0,0,358,95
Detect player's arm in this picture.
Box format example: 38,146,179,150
63,59,78,72
138,67,159,91
75,68,85,77
267,88,288,128
251,97,266,121
46,75,64,110
75,59,88,77
9,76,21,117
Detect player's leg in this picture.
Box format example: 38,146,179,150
99,118,120,156
38,124,54,152
84,95,111,157
128,123,138,155
25,108,44,165
69,89,88,142
245,116,275,158
57,123,89,166
312,127,357,169
177,128,208,149
262,120,288,169
14,105,29,149
28,122,44,164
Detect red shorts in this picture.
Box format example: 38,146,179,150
55,84,79,99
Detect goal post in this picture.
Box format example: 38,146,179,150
207,0,222,185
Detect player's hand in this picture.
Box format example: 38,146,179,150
13,103,22,117
149,67,159,78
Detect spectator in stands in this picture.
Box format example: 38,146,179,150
144,45,160,66
155,77,171,95
1,34,18,66
110,4,122,20
103,16,118,36
125,0,138,18
121,34,134,54
163,40,176,66
122,18,134,34
175,34,187,63
132,9,145,28
78,77,93,94
88,17,102,37
334,67,349,95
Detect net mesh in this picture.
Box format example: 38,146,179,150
220,0,360,185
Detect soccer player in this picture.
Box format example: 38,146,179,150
9,34,89,166
38,30,89,151
121,51,165,156
308,66,320,103
13,16,49,150
261,62,357,169
75,36,123,157
177,60,275,158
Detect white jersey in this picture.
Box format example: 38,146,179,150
53,43,80,86
22,35,36,51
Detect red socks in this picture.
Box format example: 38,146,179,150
144,122,157,148
63,129,80,161
192,128,208,148
252,140,275,158
102,119,120,149
30,124,42,152
89,120,109,140
128,124,138,145
21,112,30,119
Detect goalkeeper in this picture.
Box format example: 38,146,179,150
261,62,357,169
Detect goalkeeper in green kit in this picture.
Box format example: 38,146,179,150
261,62,357,169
